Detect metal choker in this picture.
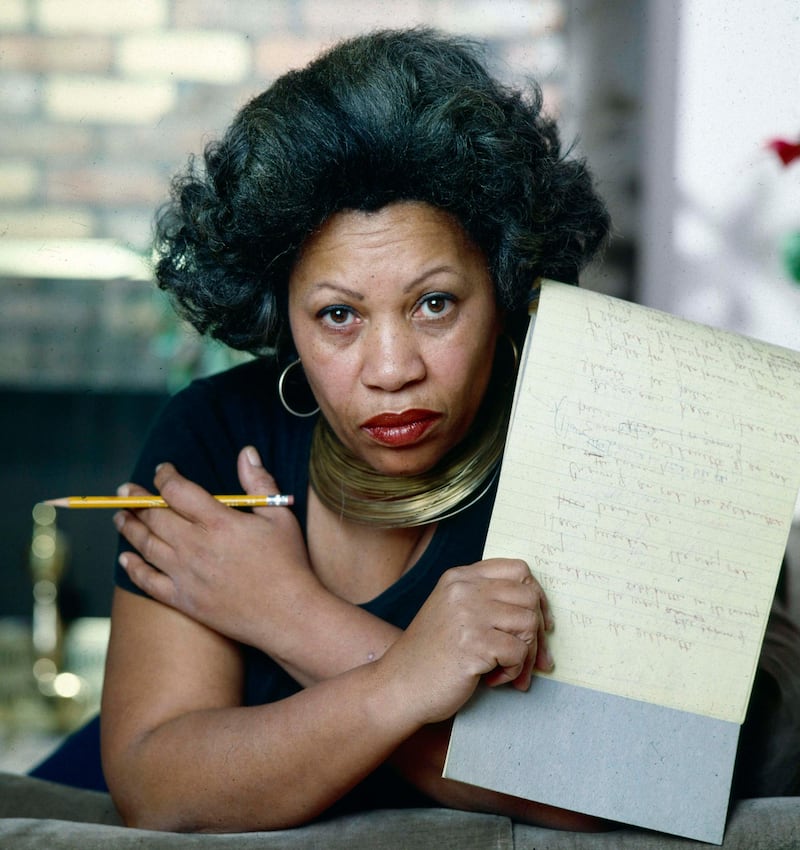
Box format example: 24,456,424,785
308,385,511,529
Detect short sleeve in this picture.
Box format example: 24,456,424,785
112,358,308,597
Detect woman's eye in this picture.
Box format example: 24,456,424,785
416,293,454,319
319,305,357,327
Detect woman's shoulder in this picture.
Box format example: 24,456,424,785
131,356,315,492
138,358,294,466
177,356,279,406
145,358,260,433
158,357,285,430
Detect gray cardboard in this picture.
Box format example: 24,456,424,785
444,677,739,844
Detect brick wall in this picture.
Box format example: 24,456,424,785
1,0,649,393
0,0,575,390
0,1,644,624
1,0,567,253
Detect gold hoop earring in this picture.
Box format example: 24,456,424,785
278,359,319,418
496,333,519,386
505,333,519,373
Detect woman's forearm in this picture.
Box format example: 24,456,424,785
258,583,401,687
110,652,606,833
106,661,418,832
106,561,569,832
102,589,420,833
265,581,604,833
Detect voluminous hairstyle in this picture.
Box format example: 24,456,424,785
154,28,610,357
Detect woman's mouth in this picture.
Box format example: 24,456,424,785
360,409,442,447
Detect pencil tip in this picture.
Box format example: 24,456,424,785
43,498,68,507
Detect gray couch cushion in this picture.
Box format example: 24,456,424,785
0,770,122,825
0,772,512,849
0,812,514,850
513,798,800,849
2,772,799,849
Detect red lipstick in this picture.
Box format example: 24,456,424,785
360,409,442,447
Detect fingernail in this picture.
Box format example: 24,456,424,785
155,463,165,473
245,446,262,467
113,511,125,530
117,483,130,497
545,648,555,669
118,553,129,569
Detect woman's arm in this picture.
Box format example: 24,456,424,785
101,587,418,832
109,452,603,831
102,546,568,832
114,450,400,684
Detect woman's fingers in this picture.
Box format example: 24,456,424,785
539,581,555,633
152,462,223,521
534,610,554,673
457,563,551,647
485,628,534,684
113,508,173,567
113,480,184,566
485,560,555,673
118,550,178,606
236,446,286,518
112,471,214,607
112,455,315,653
443,560,554,690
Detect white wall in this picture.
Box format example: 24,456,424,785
642,0,800,351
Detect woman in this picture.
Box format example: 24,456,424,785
30,26,797,835
93,29,610,832
49,25,785,833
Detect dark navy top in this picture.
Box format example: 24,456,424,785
116,357,497,708
110,357,498,812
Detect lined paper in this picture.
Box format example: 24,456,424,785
485,281,800,722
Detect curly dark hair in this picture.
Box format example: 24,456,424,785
154,28,610,357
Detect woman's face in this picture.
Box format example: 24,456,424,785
288,201,502,477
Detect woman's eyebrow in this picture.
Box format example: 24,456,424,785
309,282,365,301
403,265,460,293
308,265,462,301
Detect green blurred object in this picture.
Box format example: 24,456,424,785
783,230,800,283
151,290,254,391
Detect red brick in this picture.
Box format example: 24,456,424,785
254,36,326,79
173,0,291,34
298,0,426,37
0,35,113,72
45,164,166,206
0,207,96,238
0,123,94,158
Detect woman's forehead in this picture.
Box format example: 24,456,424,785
291,202,488,279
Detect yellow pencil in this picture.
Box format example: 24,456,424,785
44,494,293,509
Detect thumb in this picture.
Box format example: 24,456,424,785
237,446,284,513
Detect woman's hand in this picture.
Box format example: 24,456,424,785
115,446,321,657
377,558,554,726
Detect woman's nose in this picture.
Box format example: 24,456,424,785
360,323,426,391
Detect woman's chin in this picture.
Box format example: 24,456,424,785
360,444,443,478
